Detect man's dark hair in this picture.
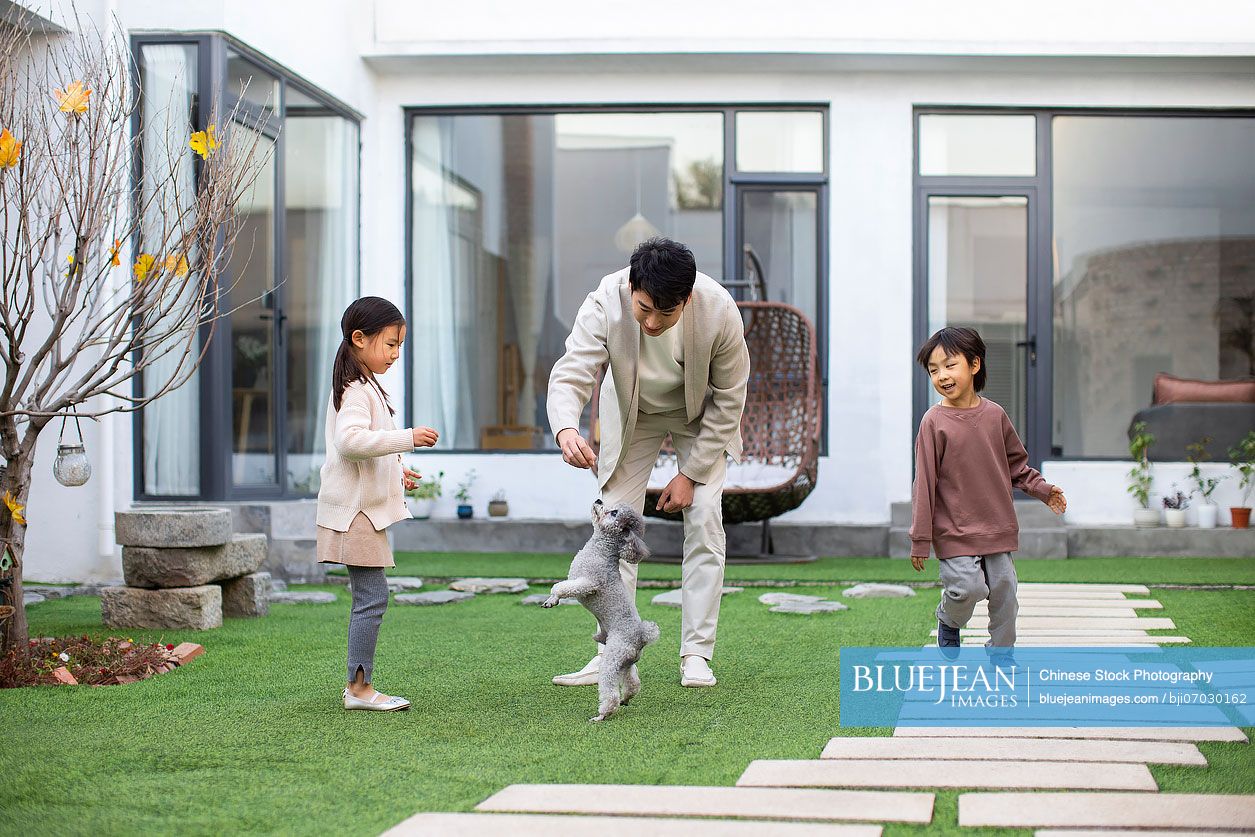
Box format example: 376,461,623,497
915,326,988,392
629,237,697,310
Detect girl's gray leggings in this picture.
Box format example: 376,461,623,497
347,566,389,683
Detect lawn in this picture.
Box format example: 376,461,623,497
3,556,1253,836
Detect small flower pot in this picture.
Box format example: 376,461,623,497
1196,504,1218,529
1164,508,1187,528
488,500,509,518
406,497,435,519
457,504,473,519
1231,507,1251,529
1132,508,1160,528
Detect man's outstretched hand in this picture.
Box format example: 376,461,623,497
557,428,598,472
656,473,695,514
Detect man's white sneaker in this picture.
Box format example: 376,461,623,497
680,655,716,687
553,654,601,686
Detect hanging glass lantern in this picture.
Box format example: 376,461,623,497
53,411,91,487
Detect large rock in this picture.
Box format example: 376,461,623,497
100,585,223,630
122,534,268,588
843,583,917,599
219,571,271,617
115,507,233,548
448,578,528,594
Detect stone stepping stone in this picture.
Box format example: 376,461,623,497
1015,589,1134,600
973,606,1140,618
842,584,916,599
1002,599,1163,610
958,637,1190,646
957,792,1255,830
1018,583,1150,594
383,812,882,836
23,592,45,606
395,590,475,605
892,726,1249,743
964,616,1175,630
1035,830,1234,836
652,587,743,607
759,593,824,605
475,784,935,825
269,590,337,604
736,759,1156,792
519,594,579,606
819,736,1206,766
386,577,424,592
941,628,1157,636
771,601,848,614
449,578,529,594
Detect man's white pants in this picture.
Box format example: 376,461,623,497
600,408,728,660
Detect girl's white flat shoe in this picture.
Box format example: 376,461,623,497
343,688,411,711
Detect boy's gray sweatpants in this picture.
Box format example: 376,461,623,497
936,552,1018,647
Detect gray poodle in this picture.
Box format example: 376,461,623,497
544,500,660,721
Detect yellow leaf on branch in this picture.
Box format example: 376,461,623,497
133,253,155,282
109,239,121,267
189,124,218,160
164,254,189,277
54,80,91,114
0,128,21,168
2,491,25,526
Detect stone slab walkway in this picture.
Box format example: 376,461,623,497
963,616,1176,630
975,598,1164,609
382,813,883,836
474,785,935,824
892,726,1249,742
957,792,1255,830
736,759,1157,791
818,736,1206,765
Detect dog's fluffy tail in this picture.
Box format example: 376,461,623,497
639,620,660,646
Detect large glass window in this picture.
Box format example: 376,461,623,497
409,111,728,450
1052,116,1255,457
139,43,200,496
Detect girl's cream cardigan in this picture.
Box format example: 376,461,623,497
316,379,414,532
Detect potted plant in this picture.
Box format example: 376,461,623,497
488,489,509,518
1162,488,1189,529
405,469,443,519
455,469,477,519
1127,421,1159,528
1229,430,1255,529
1185,437,1224,529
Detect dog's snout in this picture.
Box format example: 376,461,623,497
594,499,603,506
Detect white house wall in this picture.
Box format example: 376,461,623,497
14,3,1255,580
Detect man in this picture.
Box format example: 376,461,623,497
547,237,750,688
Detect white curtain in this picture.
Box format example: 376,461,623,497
411,117,477,448
141,44,199,495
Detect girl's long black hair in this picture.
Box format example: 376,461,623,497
332,297,405,413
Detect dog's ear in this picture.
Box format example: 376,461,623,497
619,529,650,564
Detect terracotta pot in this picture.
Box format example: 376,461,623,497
1232,507,1252,529
488,500,509,518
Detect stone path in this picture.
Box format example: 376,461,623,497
383,581,1254,834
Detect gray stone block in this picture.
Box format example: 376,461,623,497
219,571,271,618
264,537,324,583
100,585,223,630
448,577,529,594
115,507,233,548
122,534,268,588
1068,525,1255,558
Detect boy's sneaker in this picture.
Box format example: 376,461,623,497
988,648,1018,671
937,620,961,659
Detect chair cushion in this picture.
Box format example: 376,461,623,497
648,459,797,492
1153,373,1255,405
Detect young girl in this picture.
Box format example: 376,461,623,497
909,326,1067,655
316,297,438,711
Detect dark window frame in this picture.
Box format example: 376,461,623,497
131,32,362,502
912,105,1255,466
402,103,830,454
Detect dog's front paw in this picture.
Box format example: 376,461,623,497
589,713,609,722
541,595,561,608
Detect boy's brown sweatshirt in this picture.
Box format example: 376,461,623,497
909,397,1055,559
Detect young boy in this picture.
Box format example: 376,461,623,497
910,326,1066,655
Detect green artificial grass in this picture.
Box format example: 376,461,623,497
2,580,1253,836
352,552,1255,586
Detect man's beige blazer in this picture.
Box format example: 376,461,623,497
547,268,750,488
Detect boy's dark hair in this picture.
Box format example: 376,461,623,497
333,296,405,413
629,237,697,311
916,326,988,392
